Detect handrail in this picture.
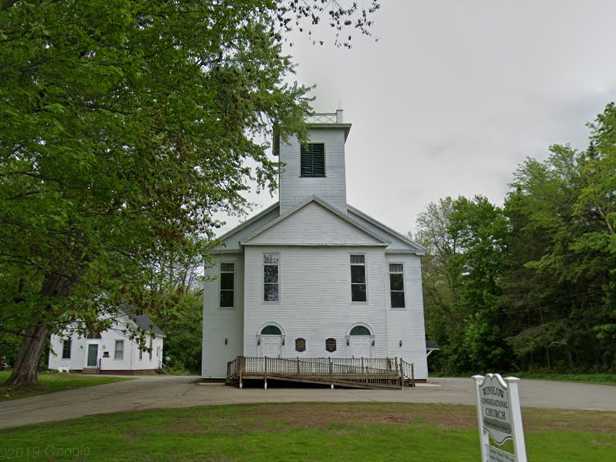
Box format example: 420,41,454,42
399,358,416,388
228,357,409,378
226,356,415,389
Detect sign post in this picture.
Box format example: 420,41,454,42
472,373,527,462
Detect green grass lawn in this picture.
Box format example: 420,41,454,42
0,370,131,401
1,402,615,461
512,372,616,385
430,371,616,386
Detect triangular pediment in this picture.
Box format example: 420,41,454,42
242,198,387,247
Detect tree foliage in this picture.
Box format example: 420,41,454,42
418,196,508,372
129,246,204,373
0,0,379,385
420,103,616,373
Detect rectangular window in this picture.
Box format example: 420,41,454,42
148,338,153,361
264,253,279,302
220,262,235,308
350,255,367,302
389,263,406,308
114,340,124,360
300,143,325,177
62,338,71,359
139,348,143,361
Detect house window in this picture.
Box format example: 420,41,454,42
295,338,306,352
62,338,71,359
148,338,153,361
264,253,279,302
114,340,124,360
139,347,143,361
389,263,405,308
325,338,337,352
350,325,371,336
300,143,325,177
350,255,367,302
220,262,235,308
261,325,282,335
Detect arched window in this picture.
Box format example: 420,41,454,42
295,338,306,352
261,325,282,335
325,338,337,352
349,325,371,336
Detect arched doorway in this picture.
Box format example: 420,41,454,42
259,324,283,357
348,325,372,358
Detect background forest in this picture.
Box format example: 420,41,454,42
417,102,616,374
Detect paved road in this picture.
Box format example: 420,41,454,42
1,375,615,430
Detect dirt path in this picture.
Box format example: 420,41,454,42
1,375,615,430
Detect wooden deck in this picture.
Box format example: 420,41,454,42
226,356,416,390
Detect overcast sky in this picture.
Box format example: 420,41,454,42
223,0,616,236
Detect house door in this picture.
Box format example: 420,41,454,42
349,337,371,358
349,325,372,358
87,344,99,368
259,325,283,358
260,336,282,358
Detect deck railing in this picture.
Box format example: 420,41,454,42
226,356,415,389
306,112,338,123
399,358,416,388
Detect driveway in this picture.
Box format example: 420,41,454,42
1,375,615,430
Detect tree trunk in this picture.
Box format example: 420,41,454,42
5,272,76,386
5,324,49,386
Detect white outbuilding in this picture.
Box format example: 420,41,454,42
48,312,164,374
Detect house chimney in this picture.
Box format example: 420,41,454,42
336,109,344,123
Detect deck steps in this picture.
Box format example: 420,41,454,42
81,368,99,374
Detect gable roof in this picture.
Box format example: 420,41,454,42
215,202,279,244
348,205,425,255
132,314,165,338
241,196,388,247
119,306,165,337
211,202,280,253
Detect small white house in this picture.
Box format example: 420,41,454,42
48,312,164,374
202,110,429,380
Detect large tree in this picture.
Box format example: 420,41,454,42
417,196,508,372
418,102,616,373
0,0,379,385
503,108,616,370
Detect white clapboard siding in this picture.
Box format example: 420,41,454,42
279,129,347,214
385,254,429,379
202,254,244,378
242,246,388,358
48,316,164,372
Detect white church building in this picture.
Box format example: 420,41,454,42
202,111,428,381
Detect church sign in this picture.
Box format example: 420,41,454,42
472,374,527,462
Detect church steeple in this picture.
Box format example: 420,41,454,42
274,110,352,214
